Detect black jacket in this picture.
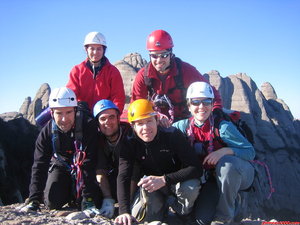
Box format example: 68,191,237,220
28,118,99,202
96,121,132,174
117,126,203,214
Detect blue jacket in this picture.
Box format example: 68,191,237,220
173,119,255,161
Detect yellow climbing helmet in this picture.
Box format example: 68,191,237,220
128,99,157,123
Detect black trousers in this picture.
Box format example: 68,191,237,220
44,165,74,209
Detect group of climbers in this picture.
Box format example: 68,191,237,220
19,29,256,225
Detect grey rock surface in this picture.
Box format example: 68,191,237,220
260,82,277,100
0,203,268,225
24,83,51,125
114,53,147,107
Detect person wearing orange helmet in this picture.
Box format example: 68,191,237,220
114,99,202,225
66,31,126,114
131,29,222,127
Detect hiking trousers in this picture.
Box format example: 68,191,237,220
194,155,254,224
215,155,254,222
44,164,74,209
132,178,201,223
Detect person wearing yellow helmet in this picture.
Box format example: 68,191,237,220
114,99,202,225
66,31,126,114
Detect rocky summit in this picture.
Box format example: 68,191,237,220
0,53,300,222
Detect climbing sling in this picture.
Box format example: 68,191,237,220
51,105,87,200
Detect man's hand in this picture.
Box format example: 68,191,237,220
114,213,136,225
99,198,115,218
137,175,166,193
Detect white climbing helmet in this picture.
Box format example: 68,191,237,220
49,87,78,108
84,31,107,47
186,82,214,99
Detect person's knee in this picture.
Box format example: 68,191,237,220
216,155,241,179
144,190,165,209
176,179,201,199
44,179,71,210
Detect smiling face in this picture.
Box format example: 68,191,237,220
52,107,76,133
86,44,104,63
98,108,120,141
188,98,213,124
149,50,172,74
133,116,158,142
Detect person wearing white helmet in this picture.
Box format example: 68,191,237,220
66,31,126,114
19,87,101,215
173,82,255,225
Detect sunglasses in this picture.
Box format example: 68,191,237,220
190,99,213,106
149,51,171,59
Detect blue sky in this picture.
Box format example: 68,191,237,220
0,0,299,119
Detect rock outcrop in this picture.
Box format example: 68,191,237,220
114,53,147,106
24,83,51,125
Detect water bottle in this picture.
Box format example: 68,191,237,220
35,107,52,127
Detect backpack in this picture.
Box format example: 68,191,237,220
213,108,254,144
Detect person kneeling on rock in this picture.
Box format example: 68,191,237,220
92,99,139,219
19,87,100,215
114,99,202,225
173,82,256,225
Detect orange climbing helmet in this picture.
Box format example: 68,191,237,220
128,99,157,123
146,30,174,51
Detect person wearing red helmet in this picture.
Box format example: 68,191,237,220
131,29,222,127
66,31,126,114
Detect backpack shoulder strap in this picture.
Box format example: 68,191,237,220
75,101,94,150
168,57,184,92
143,63,155,99
51,120,60,155
212,109,228,144
173,57,184,89
51,120,73,171
75,110,83,144
168,57,188,110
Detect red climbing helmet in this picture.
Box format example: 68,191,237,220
146,30,174,51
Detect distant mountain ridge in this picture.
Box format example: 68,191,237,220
0,53,299,221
